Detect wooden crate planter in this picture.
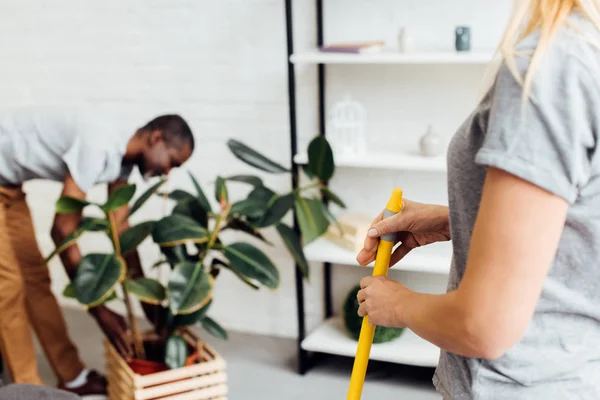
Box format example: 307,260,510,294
104,329,228,400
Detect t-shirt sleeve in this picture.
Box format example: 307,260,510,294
62,134,108,193
474,49,598,204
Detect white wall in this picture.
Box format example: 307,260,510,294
0,0,511,339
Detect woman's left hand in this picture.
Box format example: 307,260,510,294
357,276,413,328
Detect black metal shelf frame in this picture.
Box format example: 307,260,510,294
284,0,331,375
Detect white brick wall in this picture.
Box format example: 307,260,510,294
0,0,511,339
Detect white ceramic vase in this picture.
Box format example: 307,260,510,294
419,125,443,157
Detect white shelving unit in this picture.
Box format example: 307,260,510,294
294,151,447,172
301,317,440,367
303,238,451,275
290,49,495,65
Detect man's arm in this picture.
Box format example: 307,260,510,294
51,173,85,281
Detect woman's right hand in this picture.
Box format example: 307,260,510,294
356,199,451,267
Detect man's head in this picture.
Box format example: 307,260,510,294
134,114,194,180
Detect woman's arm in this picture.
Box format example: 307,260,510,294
359,167,569,359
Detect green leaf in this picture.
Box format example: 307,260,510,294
317,201,342,235
307,136,334,182
225,174,264,187
212,258,260,290
125,278,166,304
72,253,125,307
202,316,228,340
119,221,155,255
225,218,271,245
171,300,212,328
223,242,279,289
247,186,276,204
321,187,346,209
168,261,213,315
56,196,90,214
153,214,209,247
227,139,289,173
172,197,208,228
230,199,268,220
302,164,315,180
128,179,166,218
188,171,212,213
295,196,330,244
167,189,197,202
164,335,189,369
63,283,75,298
215,177,227,204
101,184,136,212
255,193,294,227
276,223,309,279
161,244,193,266
79,217,110,232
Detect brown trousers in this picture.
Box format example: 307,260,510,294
0,185,84,384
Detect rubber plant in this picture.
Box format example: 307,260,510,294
46,134,344,370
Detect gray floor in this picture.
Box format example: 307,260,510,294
23,308,441,399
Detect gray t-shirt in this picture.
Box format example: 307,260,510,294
0,106,134,192
434,11,600,399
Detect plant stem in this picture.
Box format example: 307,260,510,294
293,182,320,195
208,203,231,249
108,211,146,360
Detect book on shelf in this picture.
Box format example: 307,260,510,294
323,212,374,253
319,41,384,54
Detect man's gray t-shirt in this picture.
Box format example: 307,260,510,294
0,106,134,192
434,11,600,399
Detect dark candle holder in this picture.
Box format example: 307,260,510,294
455,26,471,52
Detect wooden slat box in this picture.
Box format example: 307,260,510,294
104,329,228,400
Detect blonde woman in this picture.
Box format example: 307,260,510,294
356,1,600,398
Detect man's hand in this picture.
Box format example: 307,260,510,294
356,199,451,267
88,305,133,358
357,276,413,328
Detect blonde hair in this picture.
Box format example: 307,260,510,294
483,0,600,102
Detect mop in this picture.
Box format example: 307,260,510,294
346,187,404,400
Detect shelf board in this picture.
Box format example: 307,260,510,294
301,316,440,368
294,151,446,172
290,49,495,65
304,238,450,274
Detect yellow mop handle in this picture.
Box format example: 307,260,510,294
347,187,403,400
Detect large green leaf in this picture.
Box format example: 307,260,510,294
46,218,108,262
168,261,213,315
222,242,279,289
225,218,271,245
72,253,125,307
215,177,228,204
212,258,260,290
227,139,289,173
202,317,228,340
102,184,136,212
56,196,90,214
230,199,268,220
119,221,155,255
125,278,166,304
320,187,346,209
128,179,166,219
164,335,189,369
225,174,263,187
307,136,334,182
170,300,212,329
63,282,118,303
153,214,209,247
276,223,309,279
318,201,342,235
295,196,329,244
161,244,194,266
172,197,208,228
187,171,212,213
255,193,294,227
247,186,276,204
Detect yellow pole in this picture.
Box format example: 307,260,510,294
347,187,404,400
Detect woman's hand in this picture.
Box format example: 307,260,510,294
356,199,450,267
357,276,413,327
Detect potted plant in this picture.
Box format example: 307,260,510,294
47,135,344,399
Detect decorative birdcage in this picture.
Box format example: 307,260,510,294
327,95,367,157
